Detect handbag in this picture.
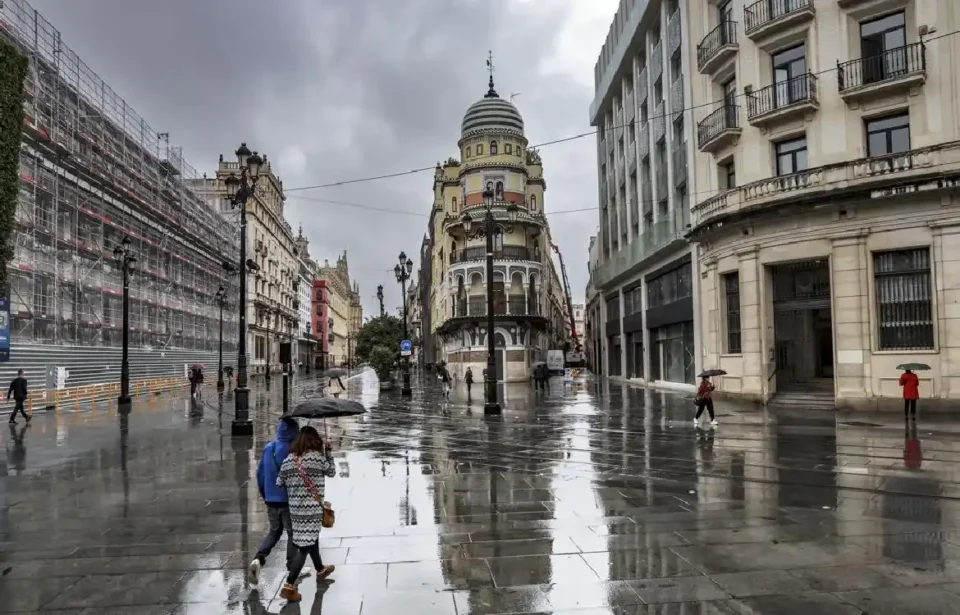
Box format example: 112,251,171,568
294,457,336,528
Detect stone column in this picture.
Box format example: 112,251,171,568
738,248,764,398
832,235,869,400
700,257,718,375
933,223,960,399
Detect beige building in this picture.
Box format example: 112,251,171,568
199,152,299,377
317,253,361,367
427,75,569,381
688,0,960,409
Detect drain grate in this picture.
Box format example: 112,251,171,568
839,420,884,428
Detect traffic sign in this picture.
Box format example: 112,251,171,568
400,339,412,357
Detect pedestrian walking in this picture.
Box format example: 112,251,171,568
7,369,29,424
189,366,204,400
439,364,451,398
248,417,303,586
326,374,346,399
693,375,718,426
276,426,337,602
900,368,920,420
465,367,474,397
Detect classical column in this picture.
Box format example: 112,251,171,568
933,223,960,399
832,234,870,401
737,248,764,398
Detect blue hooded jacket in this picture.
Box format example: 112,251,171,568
257,418,299,504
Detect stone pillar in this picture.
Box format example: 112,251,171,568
738,248,764,398
832,235,869,400
933,223,960,399
700,258,719,375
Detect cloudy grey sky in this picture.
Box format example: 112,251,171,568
29,0,617,315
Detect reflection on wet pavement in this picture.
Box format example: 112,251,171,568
4,371,960,613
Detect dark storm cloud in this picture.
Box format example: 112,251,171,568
29,0,602,314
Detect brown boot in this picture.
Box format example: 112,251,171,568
317,565,336,580
280,583,302,602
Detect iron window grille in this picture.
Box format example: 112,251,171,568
725,272,742,354
874,248,934,350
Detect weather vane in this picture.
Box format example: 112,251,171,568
485,50,498,97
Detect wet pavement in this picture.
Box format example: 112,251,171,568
4,371,960,613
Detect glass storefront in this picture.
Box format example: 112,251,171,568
650,321,695,384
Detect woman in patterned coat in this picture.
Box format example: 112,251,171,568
276,425,336,602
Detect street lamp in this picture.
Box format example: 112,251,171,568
377,284,385,317
224,142,264,436
461,190,519,415
395,251,414,397
112,236,137,410
215,285,226,393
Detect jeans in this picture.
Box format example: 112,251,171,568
255,504,295,568
8,399,28,421
695,399,715,421
287,541,323,584
904,398,918,417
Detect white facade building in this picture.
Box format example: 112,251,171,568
295,229,318,370
687,0,960,409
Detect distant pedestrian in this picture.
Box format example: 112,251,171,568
248,417,303,586
465,367,474,397
7,369,29,424
326,374,346,399
439,365,451,398
276,426,337,602
189,366,204,400
900,369,920,420
693,375,717,426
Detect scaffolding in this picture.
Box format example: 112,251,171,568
1,0,238,352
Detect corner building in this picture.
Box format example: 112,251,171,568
429,77,568,382
588,0,701,389
687,0,960,409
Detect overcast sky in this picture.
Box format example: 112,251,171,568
29,0,617,316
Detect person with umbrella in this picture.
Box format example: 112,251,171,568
898,363,927,420
324,369,347,399
694,369,724,427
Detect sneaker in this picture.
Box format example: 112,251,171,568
247,558,261,585
280,583,302,602
299,566,312,578
710,420,719,426
317,565,336,581
692,418,698,425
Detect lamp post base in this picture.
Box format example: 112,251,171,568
232,386,252,435
216,380,225,393
117,395,131,406
118,398,132,414
231,419,254,436
484,401,501,415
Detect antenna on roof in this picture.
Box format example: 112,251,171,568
510,92,521,102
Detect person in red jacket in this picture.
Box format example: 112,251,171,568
899,369,920,419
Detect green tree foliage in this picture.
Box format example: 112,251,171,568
0,41,27,291
354,315,404,364
369,345,396,384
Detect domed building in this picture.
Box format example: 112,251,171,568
418,73,569,382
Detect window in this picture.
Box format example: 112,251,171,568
465,146,471,158
505,143,512,155
495,181,504,199
874,248,934,350
718,0,732,23
772,44,807,108
722,159,736,189
861,12,906,84
866,113,910,157
476,143,484,155
775,136,807,176
490,141,498,155
722,78,736,107
605,295,621,322
724,272,741,354
530,195,537,211
451,197,458,212
628,122,636,143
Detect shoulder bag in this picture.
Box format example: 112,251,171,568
294,456,336,528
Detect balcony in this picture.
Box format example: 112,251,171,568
451,246,535,263
697,105,741,153
838,42,926,103
698,21,738,75
637,67,649,105
691,141,960,230
653,102,666,143
747,73,819,127
744,0,814,43
594,206,690,288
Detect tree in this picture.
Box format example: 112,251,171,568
0,41,27,291
354,315,404,364
369,345,396,384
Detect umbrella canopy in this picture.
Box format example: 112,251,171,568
322,368,349,378
698,369,727,378
287,397,367,419
532,361,547,367
897,363,931,371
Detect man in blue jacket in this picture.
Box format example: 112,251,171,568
248,417,307,585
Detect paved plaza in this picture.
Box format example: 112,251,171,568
4,371,960,613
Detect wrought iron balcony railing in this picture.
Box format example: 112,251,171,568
744,0,812,35
747,73,818,119
838,42,926,92
697,21,737,72
450,245,534,263
697,105,740,149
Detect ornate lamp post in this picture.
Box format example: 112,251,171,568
223,143,263,436
215,285,226,392
377,284,385,317
461,189,518,415
112,236,137,410
395,252,414,397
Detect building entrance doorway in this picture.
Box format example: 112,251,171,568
772,260,833,390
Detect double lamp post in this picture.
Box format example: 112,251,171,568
395,252,413,397
461,188,518,416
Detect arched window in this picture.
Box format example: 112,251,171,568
493,227,504,252
530,195,537,211
451,197,458,212
495,181,504,199
490,140,498,155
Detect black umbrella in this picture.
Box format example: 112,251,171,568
287,397,367,419
698,369,727,378
322,368,349,378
